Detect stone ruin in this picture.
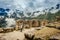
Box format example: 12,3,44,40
15,19,48,30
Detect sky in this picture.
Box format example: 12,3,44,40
0,0,60,11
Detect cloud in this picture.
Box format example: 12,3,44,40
0,0,60,11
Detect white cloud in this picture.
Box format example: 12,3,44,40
0,0,60,12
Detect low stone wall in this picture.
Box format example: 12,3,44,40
46,22,60,30
0,27,15,33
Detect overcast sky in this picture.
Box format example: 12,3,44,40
0,0,60,11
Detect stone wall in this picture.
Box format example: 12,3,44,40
32,20,40,27
41,20,48,26
16,20,24,30
16,19,48,30
16,20,40,29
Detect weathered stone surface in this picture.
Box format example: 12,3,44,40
49,33,60,40
34,27,60,40
23,28,36,40
24,20,31,28
46,23,56,28
46,22,60,30
32,20,40,27
0,28,3,33
24,33,34,40
16,20,24,30
41,20,48,26
0,31,25,40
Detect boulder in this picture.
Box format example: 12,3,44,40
24,33,34,40
3,27,14,33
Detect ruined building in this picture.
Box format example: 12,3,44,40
15,19,48,30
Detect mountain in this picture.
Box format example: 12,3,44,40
0,8,8,17
0,3,60,19
56,4,60,9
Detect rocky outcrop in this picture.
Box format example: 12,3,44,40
24,27,60,40
34,27,60,40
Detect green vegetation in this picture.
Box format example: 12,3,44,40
19,10,60,21
36,10,60,21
